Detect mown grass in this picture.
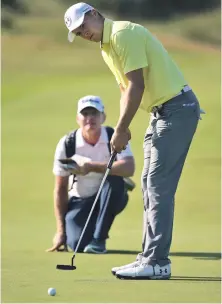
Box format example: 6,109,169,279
1,1,221,303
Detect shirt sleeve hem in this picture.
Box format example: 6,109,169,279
124,63,148,75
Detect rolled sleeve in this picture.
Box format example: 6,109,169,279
112,29,148,74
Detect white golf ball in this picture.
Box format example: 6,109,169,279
48,287,56,296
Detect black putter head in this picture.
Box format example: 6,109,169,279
56,254,76,270
56,264,76,270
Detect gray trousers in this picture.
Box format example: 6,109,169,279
140,90,200,266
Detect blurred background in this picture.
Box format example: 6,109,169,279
1,0,221,303
2,0,221,45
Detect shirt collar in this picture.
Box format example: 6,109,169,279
100,18,113,49
76,127,108,148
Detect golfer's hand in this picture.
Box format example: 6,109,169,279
111,128,131,153
46,232,67,252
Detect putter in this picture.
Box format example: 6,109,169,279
56,151,117,271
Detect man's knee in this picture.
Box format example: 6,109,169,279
65,218,86,252
65,209,75,222
103,176,128,209
116,191,128,215
66,237,76,251
106,175,125,190
65,204,94,251
65,212,76,251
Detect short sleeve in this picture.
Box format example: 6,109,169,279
112,29,148,74
52,136,70,177
117,141,134,160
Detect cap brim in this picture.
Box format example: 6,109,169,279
67,15,84,43
78,102,104,113
68,32,76,42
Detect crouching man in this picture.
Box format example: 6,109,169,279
47,95,135,254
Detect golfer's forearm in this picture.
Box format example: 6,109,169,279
117,84,144,131
89,158,135,177
54,190,68,233
119,83,125,96
111,158,135,177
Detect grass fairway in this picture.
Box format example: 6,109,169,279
1,12,221,303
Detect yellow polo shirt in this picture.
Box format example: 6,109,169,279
100,19,187,113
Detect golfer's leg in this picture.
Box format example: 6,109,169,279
143,92,200,266
65,196,97,252
93,176,127,241
141,119,153,254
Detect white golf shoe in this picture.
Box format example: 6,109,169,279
115,263,171,280
111,260,141,275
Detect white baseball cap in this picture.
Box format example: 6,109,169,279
64,2,93,42
77,96,104,113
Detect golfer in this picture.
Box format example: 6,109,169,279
47,95,135,254
64,3,201,279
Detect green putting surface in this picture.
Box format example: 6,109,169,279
2,11,221,303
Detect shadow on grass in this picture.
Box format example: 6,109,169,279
170,252,221,260
106,250,221,260
170,276,221,282
72,276,221,282
107,249,139,255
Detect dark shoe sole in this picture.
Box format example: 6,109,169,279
116,274,171,280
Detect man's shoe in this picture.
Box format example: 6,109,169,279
111,260,141,276
115,263,171,280
83,239,107,254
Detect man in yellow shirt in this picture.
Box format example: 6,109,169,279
64,2,201,280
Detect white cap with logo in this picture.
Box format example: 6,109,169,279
77,95,104,113
64,2,93,43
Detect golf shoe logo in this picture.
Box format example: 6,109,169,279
65,16,72,28
157,267,169,276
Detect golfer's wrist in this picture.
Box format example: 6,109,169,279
116,124,128,133
56,223,65,234
88,162,107,173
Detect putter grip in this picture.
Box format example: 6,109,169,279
107,151,117,169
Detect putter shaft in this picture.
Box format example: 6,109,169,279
56,152,117,270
